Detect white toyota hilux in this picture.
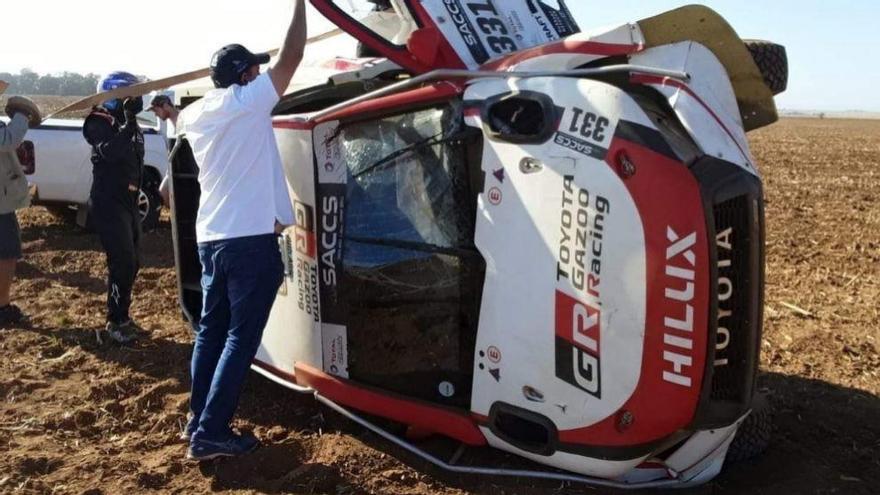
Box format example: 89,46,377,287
167,1,786,489
13,114,170,229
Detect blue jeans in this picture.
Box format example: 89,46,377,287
190,234,284,443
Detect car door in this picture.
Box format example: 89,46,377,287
25,122,94,204
309,0,580,72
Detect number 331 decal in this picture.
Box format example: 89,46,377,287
468,2,517,55
424,0,580,68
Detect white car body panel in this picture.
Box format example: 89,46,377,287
665,416,743,474
465,77,656,478
418,0,580,69
20,117,169,206
467,77,650,429
480,429,649,479
257,121,324,379
631,42,757,172
484,24,645,71
24,119,94,204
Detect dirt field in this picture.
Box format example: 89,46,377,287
0,95,89,120
1,118,878,494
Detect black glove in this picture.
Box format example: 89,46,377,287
121,97,141,127
122,97,140,113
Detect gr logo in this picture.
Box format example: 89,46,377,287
554,290,601,398
293,201,316,259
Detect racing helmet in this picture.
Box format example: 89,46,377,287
97,71,142,112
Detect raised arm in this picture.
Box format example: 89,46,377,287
0,114,28,152
84,111,138,163
269,0,307,96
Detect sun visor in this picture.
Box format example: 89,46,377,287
638,5,778,131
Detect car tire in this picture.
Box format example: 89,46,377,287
138,170,162,231
744,40,788,95
726,393,772,463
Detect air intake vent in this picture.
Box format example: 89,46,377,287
483,91,559,144
488,403,557,456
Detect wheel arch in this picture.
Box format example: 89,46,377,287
143,164,163,186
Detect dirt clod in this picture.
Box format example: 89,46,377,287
17,455,62,475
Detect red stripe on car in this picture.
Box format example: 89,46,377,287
294,363,487,446
558,135,710,446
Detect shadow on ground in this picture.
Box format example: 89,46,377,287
208,370,880,495
19,216,174,270
19,323,192,385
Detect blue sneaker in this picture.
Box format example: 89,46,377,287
179,416,198,442
186,432,260,461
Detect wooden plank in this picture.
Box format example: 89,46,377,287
45,27,346,119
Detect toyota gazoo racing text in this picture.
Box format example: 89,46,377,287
170,0,787,488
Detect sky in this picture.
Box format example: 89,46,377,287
1,0,878,112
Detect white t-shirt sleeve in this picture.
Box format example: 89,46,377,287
235,72,280,115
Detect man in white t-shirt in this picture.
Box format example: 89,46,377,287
178,0,306,461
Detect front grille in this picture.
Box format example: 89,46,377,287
689,156,764,428
711,196,753,402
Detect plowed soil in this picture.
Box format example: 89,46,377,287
1,118,878,494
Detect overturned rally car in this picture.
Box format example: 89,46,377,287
170,1,787,488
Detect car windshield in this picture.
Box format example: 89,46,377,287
333,104,485,405
339,104,475,264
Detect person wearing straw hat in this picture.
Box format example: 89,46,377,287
0,91,41,326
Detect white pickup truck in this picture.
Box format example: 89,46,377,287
15,115,169,229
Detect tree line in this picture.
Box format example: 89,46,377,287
0,69,100,96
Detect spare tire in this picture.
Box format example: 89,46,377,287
744,40,788,95
726,393,772,463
